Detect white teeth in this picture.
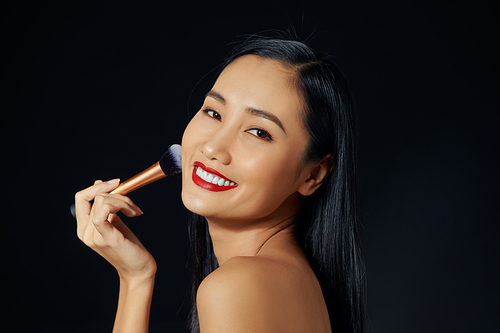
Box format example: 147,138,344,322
195,166,236,186
206,173,213,183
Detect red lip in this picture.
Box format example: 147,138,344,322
192,162,238,192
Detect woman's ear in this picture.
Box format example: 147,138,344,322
298,153,333,196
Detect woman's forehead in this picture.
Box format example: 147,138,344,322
214,55,303,110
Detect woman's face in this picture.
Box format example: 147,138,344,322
181,55,312,226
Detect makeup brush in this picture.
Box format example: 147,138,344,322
70,144,182,218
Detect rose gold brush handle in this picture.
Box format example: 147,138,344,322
70,144,181,218
110,161,166,196
69,162,166,218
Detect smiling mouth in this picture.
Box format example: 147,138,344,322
192,162,238,191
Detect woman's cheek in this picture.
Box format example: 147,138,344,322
181,114,199,146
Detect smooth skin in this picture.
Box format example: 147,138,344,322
182,55,332,332
75,179,155,333
75,55,332,332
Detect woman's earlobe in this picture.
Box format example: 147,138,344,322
298,154,333,196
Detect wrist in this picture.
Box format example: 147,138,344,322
117,261,157,285
114,273,155,333
119,273,156,290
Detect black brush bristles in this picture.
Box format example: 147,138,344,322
159,144,182,176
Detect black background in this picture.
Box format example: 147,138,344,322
3,0,499,332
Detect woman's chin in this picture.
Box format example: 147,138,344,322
181,190,214,217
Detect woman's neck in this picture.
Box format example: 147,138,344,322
206,214,297,266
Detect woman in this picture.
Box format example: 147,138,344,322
74,37,366,333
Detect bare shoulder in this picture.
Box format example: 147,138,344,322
196,256,331,333
197,256,278,308
196,256,279,314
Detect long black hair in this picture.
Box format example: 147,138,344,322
187,36,366,333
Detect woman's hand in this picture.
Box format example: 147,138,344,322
74,179,157,281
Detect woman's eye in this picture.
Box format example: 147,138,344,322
247,128,273,141
204,109,221,120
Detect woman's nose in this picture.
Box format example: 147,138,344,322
199,130,232,165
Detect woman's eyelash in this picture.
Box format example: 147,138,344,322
247,128,273,141
203,109,272,141
203,109,221,120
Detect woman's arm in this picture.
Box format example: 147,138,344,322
74,179,157,332
113,276,155,333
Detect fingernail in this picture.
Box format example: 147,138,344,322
107,178,120,185
94,180,103,185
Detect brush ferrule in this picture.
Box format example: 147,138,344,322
110,162,166,195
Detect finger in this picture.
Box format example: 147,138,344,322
77,179,120,203
92,193,144,219
108,214,146,249
81,199,116,247
75,178,119,212
92,215,121,248
75,179,120,218
89,193,142,242
75,179,120,237
91,200,142,249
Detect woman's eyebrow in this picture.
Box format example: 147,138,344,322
205,90,226,104
245,107,286,134
205,90,286,134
